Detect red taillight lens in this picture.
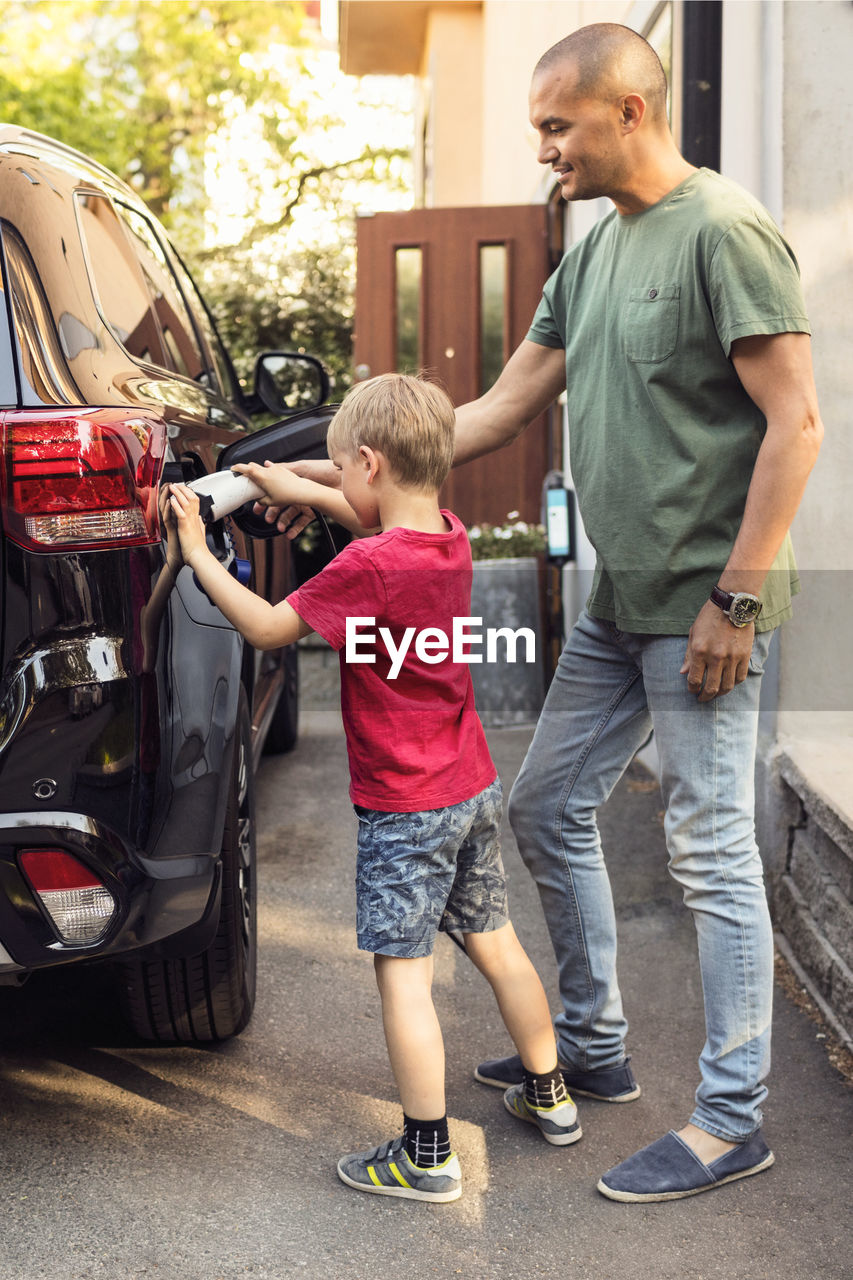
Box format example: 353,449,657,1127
0,408,166,551
19,848,102,891
19,848,116,944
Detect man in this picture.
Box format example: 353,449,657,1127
454,23,823,1201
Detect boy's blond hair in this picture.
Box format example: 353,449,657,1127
326,373,455,491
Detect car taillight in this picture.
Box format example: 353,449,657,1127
19,848,116,944
0,408,166,551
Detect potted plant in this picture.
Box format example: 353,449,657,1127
467,513,547,727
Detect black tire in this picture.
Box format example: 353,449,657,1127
117,690,258,1042
262,642,298,755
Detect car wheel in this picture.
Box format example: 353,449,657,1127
262,642,299,755
117,689,258,1042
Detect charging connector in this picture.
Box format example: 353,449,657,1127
188,470,265,524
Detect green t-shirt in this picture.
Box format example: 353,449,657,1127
527,168,810,634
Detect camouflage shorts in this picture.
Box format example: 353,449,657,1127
354,778,508,957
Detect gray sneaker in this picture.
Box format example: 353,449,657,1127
337,1135,462,1202
503,1083,583,1145
476,1052,641,1102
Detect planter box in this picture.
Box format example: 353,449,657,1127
470,557,544,728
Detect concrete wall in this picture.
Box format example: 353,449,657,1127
479,0,583,206
720,0,853,735
420,0,657,208
777,0,853,732
771,1,853,1042
423,6,484,206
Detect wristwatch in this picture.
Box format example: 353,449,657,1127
709,585,763,628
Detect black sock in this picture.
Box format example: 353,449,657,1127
403,1114,451,1167
523,1066,567,1109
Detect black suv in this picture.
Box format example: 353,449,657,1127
0,125,334,1042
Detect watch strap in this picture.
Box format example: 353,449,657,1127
710,585,735,612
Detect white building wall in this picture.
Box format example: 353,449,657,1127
423,6,485,206
480,0,582,205
478,0,659,206
776,0,853,738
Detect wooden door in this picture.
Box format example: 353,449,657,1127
354,205,555,527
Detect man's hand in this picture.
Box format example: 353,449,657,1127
234,458,340,538
680,600,754,701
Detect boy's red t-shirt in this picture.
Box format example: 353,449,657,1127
287,511,496,812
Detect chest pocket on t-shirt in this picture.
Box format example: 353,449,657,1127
625,284,680,363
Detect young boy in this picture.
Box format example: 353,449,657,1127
168,373,579,1203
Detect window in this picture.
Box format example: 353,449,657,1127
479,244,507,395
2,221,82,404
395,246,422,372
77,193,216,389
75,193,167,367
113,203,209,384
162,244,238,401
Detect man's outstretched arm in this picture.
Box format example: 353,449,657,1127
263,339,566,536
453,340,567,465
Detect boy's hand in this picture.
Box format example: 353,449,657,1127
168,483,208,567
158,486,184,574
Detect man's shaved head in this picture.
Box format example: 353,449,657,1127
534,23,668,126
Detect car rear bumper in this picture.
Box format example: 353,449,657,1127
0,810,218,974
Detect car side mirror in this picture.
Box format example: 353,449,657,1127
250,352,329,416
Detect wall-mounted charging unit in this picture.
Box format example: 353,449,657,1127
542,471,576,684
544,477,575,564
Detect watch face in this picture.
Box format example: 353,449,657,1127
730,593,762,626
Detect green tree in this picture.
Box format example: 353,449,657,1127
0,0,412,391
0,0,306,222
203,239,356,398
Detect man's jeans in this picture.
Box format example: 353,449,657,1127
508,610,774,1141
